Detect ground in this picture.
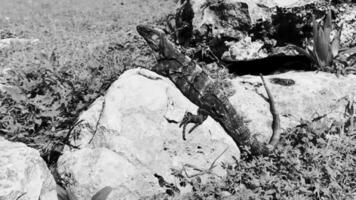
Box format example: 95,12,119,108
0,0,175,44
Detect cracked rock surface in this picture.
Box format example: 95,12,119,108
57,68,239,200
0,137,57,200
231,71,356,142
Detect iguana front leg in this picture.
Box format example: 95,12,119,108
179,108,209,140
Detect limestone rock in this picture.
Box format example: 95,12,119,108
188,0,319,37
338,4,356,47
57,148,139,200
189,0,265,38
220,3,356,62
231,71,356,142
58,68,356,199
186,0,324,61
221,37,268,60
179,0,356,64
58,68,239,200
0,137,57,200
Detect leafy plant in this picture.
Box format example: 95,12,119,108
57,185,113,200
330,96,356,136
290,9,342,71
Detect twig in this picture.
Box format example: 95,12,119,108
65,119,84,142
345,97,355,136
137,70,162,80
183,147,228,178
16,192,26,200
89,98,106,144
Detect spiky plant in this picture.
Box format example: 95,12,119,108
290,9,342,71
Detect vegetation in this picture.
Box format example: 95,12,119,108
289,10,342,71
158,110,356,199
288,8,356,75
0,0,355,199
0,0,159,196
149,5,356,200
0,0,157,162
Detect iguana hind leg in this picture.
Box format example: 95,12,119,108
179,108,208,140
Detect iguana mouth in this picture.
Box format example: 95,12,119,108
136,25,164,53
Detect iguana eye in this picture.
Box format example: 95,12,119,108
151,34,159,42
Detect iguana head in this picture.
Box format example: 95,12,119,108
137,25,180,60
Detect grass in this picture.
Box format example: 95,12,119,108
155,118,356,200
0,0,173,161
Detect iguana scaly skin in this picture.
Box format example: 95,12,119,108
137,25,280,156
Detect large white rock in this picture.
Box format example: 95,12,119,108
231,71,356,142
58,68,356,199
0,137,57,200
57,68,239,200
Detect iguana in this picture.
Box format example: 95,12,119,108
137,25,281,156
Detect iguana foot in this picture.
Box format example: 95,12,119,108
179,109,208,140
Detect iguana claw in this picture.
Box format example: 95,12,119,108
179,109,208,140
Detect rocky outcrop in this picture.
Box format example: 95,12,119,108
182,0,356,62
230,71,356,142
188,0,318,38
221,36,267,60
57,68,356,199
0,137,57,200
57,68,239,200
338,4,356,47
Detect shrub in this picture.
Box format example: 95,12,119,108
0,33,154,163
